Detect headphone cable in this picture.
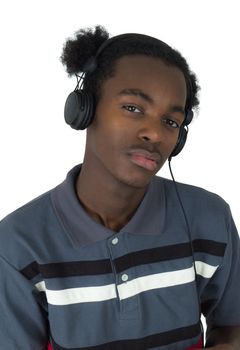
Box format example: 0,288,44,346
168,158,204,344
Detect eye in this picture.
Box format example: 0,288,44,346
122,105,142,113
162,118,180,129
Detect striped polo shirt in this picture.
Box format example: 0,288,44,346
0,164,240,350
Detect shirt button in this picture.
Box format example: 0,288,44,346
121,274,129,282
112,237,119,245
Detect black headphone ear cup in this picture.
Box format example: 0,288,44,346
169,126,188,158
64,91,95,130
185,110,193,126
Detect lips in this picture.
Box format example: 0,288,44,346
128,148,161,172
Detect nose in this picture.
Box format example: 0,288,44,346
137,117,164,143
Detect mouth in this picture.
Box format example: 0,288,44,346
127,149,161,172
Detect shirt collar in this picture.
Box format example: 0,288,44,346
51,164,166,247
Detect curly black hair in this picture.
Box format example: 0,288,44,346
60,25,200,114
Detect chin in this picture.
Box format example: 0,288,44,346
103,157,161,189
115,168,157,189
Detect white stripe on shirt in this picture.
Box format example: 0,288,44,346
35,261,218,305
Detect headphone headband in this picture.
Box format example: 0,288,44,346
83,33,171,74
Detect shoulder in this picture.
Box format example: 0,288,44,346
156,176,228,209
0,189,56,262
0,190,53,229
154,176,232,241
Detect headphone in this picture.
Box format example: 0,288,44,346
64,33,194,159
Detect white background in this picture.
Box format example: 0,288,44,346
0,0,239,232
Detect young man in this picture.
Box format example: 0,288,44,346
0,26,240,349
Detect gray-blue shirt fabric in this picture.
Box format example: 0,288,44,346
0,164,239,350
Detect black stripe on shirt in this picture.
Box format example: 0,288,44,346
51,322,201,349
20,259,112,280
114,239,226,274
193,239,226,256
114,242,192,274
21,239,226,280
20,261,39,280
39,259,112,278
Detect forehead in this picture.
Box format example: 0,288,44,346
100,55,187,105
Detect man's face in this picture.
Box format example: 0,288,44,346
85,55,187,189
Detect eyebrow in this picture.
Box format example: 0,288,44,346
118,88,154,104
118,88,185,115
169,105,185,115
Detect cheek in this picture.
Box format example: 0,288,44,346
87,119,131,159
96,108,133,142
108,124,132,149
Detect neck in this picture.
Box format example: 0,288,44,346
76,160,147,232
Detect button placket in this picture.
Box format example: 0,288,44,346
107,236,121,304
108,233,140,319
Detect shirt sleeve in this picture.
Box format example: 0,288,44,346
0,253,49,349
204,205,240,328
